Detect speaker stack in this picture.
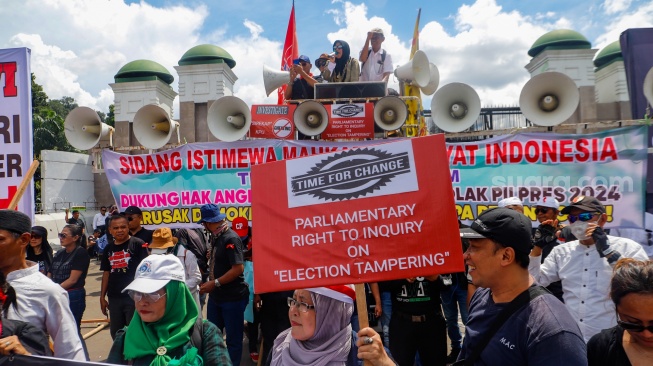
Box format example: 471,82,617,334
519,71,580,126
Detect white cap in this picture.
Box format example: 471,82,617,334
122,255,185,294
535,197,560,210
307,285,356,304
498,197,523,208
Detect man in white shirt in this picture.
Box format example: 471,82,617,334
93,206,108,235
0,209,86,361
528,196,648,342
359,27,393,82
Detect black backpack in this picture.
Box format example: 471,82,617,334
361,48,386,68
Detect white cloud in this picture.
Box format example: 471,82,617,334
602,0,632,14
593,2,653,49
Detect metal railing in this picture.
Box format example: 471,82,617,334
426,105,526,142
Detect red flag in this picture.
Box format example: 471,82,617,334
278,2,299,104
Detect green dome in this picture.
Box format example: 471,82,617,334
593,41,622,69
528,29,591,57
114,60,174,84
178,44,236,68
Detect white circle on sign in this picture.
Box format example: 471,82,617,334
273,118,293,138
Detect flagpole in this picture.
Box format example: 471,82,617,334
278,1,299,104
404,8,424,137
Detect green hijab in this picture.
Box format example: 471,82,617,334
123,281,200,366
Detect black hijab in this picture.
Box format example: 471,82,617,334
333,40,351,78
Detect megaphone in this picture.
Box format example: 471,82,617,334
374,96,408,131
644,67,653,108
207,96,251,142
263,65,290,96
293,100,328,136
431,83,481,133
394,50,430,88
64,106,114,150
133,104,179,149
420,63,440,96
519,71,580,127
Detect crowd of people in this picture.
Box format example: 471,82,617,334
1,192,653,365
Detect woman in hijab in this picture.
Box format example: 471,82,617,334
26,226,53,275
268,285,395,366
107,255,231,366
327,40,360,83
0,271,52,357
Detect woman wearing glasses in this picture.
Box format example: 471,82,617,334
107,255,230,366
48,224,91,330
26,226,53,275
325,40,360,83
267,286,395,366
587,258,653,365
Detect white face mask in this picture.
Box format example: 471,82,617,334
569,220,590,240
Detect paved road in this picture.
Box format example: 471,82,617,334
81,259,260,365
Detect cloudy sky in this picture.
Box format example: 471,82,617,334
2,0,652,117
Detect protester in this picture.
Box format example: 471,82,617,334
314,54,331,83
26,225,53,275
65,208,87,248
257,289,294,366
529,196,648,342
359,28,393,82
49,224,91,329
267,285,396,366
0,209,86,360
587,258,653,365
459,207,587,365
325,40,360,83
149,227,202,313
198,204,249,366
88,228,102,259
93,206,108,236
100,214,149,339
124,206,153,245
174,228,209,310
497,197,524,213
285,54,319,100
107,255,231,365
531,197,565,302
0,271,52,357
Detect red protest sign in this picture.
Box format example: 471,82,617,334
321,103,375,140
251,134,463,293
249,104,296,139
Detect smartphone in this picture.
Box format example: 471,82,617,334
293,59,300,65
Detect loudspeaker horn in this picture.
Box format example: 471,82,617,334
64,106,114,150
263,65,290,96
133,104,179,149
430,82,481,133
644,67,653,107
374,96,408,131
394,50,430,88
293,100,328,136
519,71,580,127
207,96,252,142
420,63,440,96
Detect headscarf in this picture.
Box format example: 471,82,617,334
269,290,354,366
26,226,54,267
332,40,351,81
123,281,200,366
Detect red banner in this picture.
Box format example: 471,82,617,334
322,103,375,140
251,134,464,293
250,104,296,139
278,3,298,104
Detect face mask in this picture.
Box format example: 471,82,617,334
569,220,590,240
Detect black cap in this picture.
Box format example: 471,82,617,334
561,195,605,215
460,207,533,254
123,206,142,215
0,209,32,235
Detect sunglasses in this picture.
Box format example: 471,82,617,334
567,212,599,223
58,233,69,239
299,61,308,66
333,45,343,51
535,208,552,214
617,315,653,333
127,216,139,222
31,234,42,239
128,290,167,303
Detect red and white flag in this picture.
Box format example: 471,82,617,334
278,1,299,104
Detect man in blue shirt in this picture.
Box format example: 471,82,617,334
458,208,587,365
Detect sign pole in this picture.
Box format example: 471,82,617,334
8,159,39,210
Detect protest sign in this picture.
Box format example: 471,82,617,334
251,134,464,293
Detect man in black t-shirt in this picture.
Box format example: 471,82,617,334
99,215,149,339
387,276,447,366
197,204,249,366
123,206,153,246
65,209,87,248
